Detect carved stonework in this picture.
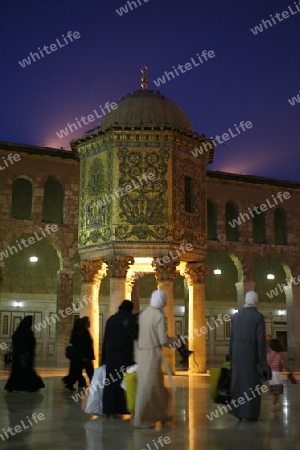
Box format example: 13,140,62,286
103,256,134,278
185,262,210,284
152,258,179,282
80,260,104,284
126,276,136,294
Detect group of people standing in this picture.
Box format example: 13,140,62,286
100,291,179,428
4,289,291,426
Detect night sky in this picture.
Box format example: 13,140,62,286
1,0,300,181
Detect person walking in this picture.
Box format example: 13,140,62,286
78,316,95,385
62,318,86,391
101,300,135,416
133,290,179,429
229,291,267,421
5,316,45,392
267,338,290,411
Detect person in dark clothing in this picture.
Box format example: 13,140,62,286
5,316,45,392
62,318,86,390
78,316,95,383
229,291,267,421
101,300,135,416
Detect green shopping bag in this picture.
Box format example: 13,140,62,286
123,372,137,413
209,368,221,400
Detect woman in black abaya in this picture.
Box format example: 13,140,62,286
5,316,45,392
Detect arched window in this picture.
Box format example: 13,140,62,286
207,199,217,240
43,177,64,224
253,205,267,244
12,178,33,220
225,202,239,242
274,208,287,245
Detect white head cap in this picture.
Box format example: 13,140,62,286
150,290,167,310
244,291,258,307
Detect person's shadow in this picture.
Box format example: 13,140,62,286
3,392,44,448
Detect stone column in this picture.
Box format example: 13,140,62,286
152,258,178,375
289,284,298,365
235,281,244,309
130,276,140,313
79,260,106,365
126,275,136,302
103,256,134,317
56,269,74,365
185,262,209,373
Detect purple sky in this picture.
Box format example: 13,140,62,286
1,0,300,181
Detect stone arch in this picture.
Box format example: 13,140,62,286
1,233,61,296
204,249,241,302
3,225,65,270
253,255,291,304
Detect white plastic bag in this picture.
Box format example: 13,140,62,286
85,364,106,415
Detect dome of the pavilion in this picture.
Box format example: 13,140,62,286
99,90,193,133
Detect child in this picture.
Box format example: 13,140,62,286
267,339,290,410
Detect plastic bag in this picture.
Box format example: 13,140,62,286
85,365,106,415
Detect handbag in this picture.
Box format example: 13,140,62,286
287,372,297,384
65,345,77,360
257,362,272,381
214,367,231,404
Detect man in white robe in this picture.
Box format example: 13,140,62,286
134,290,178,429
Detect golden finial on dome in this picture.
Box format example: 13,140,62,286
141,65,148,90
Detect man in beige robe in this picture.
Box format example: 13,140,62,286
134,290,178,429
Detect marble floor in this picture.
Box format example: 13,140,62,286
0,367,299,450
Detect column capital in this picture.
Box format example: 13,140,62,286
80,259,105,285
152,258,179,283
103,255,134,278
185,261,209,285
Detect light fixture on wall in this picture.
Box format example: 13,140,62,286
14,301,23,307
214,268,222,275
267,273,275,280
29,256,38,263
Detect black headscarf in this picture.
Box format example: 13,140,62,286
118,300,134,313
